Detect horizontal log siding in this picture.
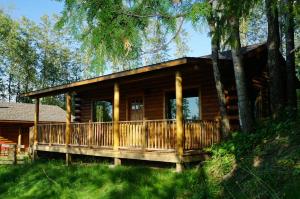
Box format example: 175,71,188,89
77,63,220,122
0,127,29,148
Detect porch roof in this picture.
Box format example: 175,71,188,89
21,43,267,98
21,57,204,98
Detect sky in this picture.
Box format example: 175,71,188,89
0,0,211,57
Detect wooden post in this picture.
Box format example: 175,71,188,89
33,98,39,160
49,124,52,146
13,144,17,165
88,120,92,147
65,92,72,165
113,82,121,165
142,120,147,150
176,71,184,172
18,128,22,153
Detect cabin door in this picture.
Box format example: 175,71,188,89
128,96,144,121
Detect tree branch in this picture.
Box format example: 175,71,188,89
140,17,185,56
118,11,187,19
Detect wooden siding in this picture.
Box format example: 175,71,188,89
0,127,29,148
76,63,221,123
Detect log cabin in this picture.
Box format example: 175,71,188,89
21,43,296,170
0,102,68,151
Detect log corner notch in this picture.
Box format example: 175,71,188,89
113,82,121,166
65,92,72,165
33,97,40,160
175,71,184,172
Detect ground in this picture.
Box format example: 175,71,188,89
0,116,299,199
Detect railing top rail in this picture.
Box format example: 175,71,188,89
73,121,113,125
37,119,219,126
37,123,67,126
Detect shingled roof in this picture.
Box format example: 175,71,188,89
0,102,67,123
200,43,266,59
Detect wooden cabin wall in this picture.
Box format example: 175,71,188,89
0,126,29,148
76,63,220,122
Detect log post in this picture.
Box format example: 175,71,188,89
13,144,17,164
33,98,39,160
49,124,52,146
88,120,92,147
175,71,184,172
65,92,72,165
18,128,22,153
113,82,121,165
142,120,147,150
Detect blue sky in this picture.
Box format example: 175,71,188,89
0,0,211,57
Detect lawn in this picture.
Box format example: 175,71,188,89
0,117,299,199
0,160,211,199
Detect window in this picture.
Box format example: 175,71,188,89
128,96,144,120
165,89,200,120
93,100,112,122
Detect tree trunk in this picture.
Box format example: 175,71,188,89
284,0,297,113
208,20,230,137
230,17,254,133
265,0,285,118
8,74,12,102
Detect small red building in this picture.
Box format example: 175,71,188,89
0,102,68,150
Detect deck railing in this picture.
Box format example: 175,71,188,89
37,119,220,151
38,123,66,145
119,120,176,150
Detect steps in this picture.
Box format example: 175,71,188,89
0,136,15,145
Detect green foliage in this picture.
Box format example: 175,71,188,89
205,117,300,198
57,0,204,71
0,10,85,107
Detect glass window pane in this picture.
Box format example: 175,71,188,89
166,90,200,120
93,100,112,122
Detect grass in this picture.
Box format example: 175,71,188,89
0,116,299,199
0,160,210,199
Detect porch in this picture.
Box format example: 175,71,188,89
25,61,224,170
34,119,220,164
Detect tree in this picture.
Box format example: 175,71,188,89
265,0,285,118
213,0,257,133
57,0,192,74
207,0,230,136
0,10,85,107
283,0,297,113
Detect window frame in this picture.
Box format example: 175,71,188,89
91,98,113,122
163,87,202,120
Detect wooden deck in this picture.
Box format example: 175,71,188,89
34,120,220,164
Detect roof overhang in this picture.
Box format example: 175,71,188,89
0,120,65,126
21,57,207,98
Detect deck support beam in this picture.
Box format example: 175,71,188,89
114,158,121,166
33,98,39,160
176,71,184,171
65,92,72,165
113,82,120,165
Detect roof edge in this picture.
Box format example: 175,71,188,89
21,57,195,98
